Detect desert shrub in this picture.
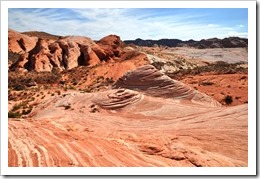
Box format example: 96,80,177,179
43,85,49,90
8,71,61,91
64,105,71,110
8,51,21,64
106,78,114,84
14,85,26,91
29,97,35,101
224,95,233,105
72,79,79,86
59,80,66,85
200,81,214,86
84,88,92,93
12,103,24,111
89,104,99,113
22,107,32,115
240,76,247,80
8,111,21,118
96,76,104,82
90,107,99,113
67,85,76,90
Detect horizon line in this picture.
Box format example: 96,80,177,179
10,28,248,42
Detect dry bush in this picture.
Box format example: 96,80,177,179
224,95,233,105
8,51,21,64
200,81,215,86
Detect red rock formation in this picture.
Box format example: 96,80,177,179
28,39,53,72
8,29,38,53
58,39,81,70
48,42,64,70
9,30,128,72
79,44,100,66
114,65,221,107
96,35,123,60
12,52,29,72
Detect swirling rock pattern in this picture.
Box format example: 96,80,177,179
113,65,221,107
93,89,142,109
8,88,247,167
8,66,246,167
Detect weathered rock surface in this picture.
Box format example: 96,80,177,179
96,34,123,60
146,54,197,74
113,65,221,107
8,89,248,167
8,29,38,53
8,66,247,167
9,31,125,72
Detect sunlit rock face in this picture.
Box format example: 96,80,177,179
8,66,247,167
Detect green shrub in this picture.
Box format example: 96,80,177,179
12,103,25,111
8,111,21,118
14,85,26,91
22,107,32,115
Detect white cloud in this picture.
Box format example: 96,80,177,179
221,27,233,30
236,24,244,28
207,24,219,27
8,9,248,41
227,31,248,38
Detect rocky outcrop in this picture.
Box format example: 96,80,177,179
124,37,248,48
113,65,221,107
8,29,38,53
146,54,197,74
9,31,126,72
96,35,123,60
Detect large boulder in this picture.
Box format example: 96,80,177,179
96,35,123,60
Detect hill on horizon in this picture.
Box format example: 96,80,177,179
124,37,248,49
10,28,248,49
22,31,62,40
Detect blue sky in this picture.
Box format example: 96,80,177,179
8,8,248,40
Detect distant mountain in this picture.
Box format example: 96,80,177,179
124,37,248,49
22,31,62,40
